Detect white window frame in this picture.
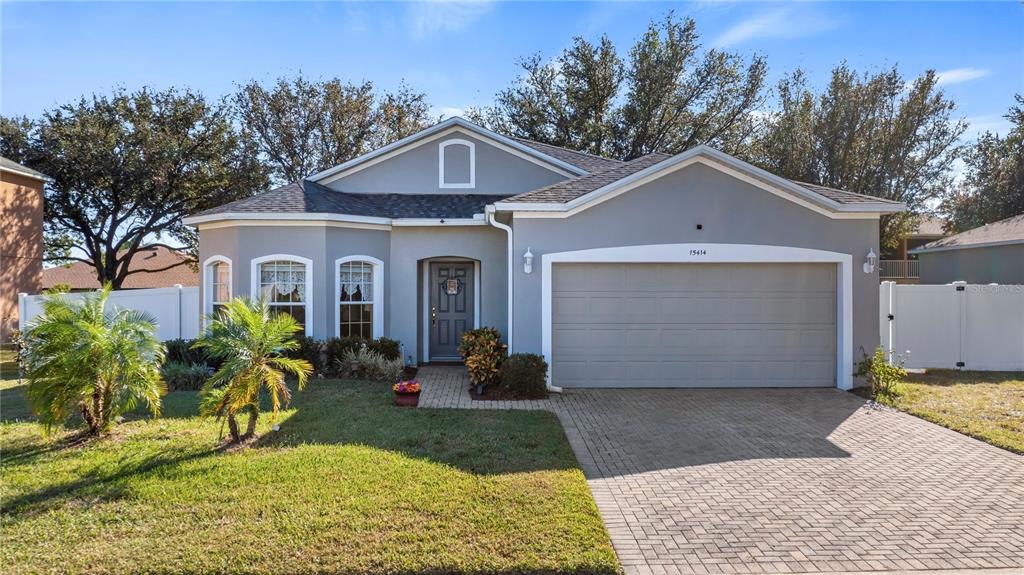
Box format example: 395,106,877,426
250,254,314,336
438,139,475,189
541,243,853,391
203,255,232,321
334,255,385,339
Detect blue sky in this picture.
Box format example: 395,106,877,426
2,1,1022,139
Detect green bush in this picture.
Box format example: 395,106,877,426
286,336,325,375
368,337,401,361
339,347,403,383
855,346,907,403
324,336,369,373
459,327,506,387
499,353,549,399
161,361,210,391
164,338,205,365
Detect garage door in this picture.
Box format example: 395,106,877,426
552,262,836,388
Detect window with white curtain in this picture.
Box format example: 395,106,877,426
338,260,375,338
208,260,231,316
259,260,307,327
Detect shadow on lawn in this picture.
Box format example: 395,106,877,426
904,370,1024,386
256,380,578,476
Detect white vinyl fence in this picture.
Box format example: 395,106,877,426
880,281,1024,371
19,285,200,341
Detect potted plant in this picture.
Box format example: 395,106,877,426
392,379,421,407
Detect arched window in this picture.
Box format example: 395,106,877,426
203,256,231,318
438,139,475,188
336,256,384,339
251,255,313,335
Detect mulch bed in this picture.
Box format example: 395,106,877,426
469,385,522,401
401,366,418,380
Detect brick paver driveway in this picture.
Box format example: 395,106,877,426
553,388,1024,575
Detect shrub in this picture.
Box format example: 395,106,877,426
165,338,205,365
459,327,506,387
499,353,549,399
340,347,403,383
368,337,401,361
286,336,325,374
161,361,210,391
324,336,369,372
855,346,907,403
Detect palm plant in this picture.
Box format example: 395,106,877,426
22,286,165,436
194,298,312,443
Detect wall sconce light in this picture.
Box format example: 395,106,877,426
863,248,877,274
524,248,534,274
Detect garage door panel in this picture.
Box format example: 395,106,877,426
552,262,836,388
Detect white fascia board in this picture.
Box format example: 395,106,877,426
391,218,487,227
910,238,1024,254
0,165,48,182
183,211,489,228
307,117,586,184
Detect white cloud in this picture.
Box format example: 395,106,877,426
407,1,493,40
712,7,839,48
965,114,1013,138
432,106,466,119
935,67,990,86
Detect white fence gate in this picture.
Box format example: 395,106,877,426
19,286,200,341
880,281,1024,371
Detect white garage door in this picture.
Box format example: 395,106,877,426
552,262,837,388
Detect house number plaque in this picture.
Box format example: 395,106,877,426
444,278,462,296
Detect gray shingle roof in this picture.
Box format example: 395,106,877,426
789,181,905,206
193,180,509,219
913,213,1024,252
0,156,47,180
505,153,671,203
512,138,624,173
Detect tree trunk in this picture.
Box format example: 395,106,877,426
243,404,258,439
227,414,241,443
79,402,99,436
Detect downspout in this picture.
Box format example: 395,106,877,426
485,206,513,354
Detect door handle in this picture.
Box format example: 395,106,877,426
431,306,437,325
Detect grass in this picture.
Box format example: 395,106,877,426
862,370,1024,454
0,375,618,575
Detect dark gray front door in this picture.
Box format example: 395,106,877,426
429,262,474,360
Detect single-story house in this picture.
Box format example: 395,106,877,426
910,213,1024,284
185,117,905,390
1,156,46,341
43,245,198,291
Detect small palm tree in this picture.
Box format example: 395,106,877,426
22,286,165,436
194,298,312,443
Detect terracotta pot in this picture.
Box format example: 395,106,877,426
393,391,420,407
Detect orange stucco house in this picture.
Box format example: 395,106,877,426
1,157,46,342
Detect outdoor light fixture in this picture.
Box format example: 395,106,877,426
863,249,877,274
524,248,534,274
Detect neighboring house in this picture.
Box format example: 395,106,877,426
1,156,46,342
185,117,904,390
42,246,198,291
880,215,948,283
910,213,1024,285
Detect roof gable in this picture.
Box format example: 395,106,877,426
495,145,905,218
308,117,590,186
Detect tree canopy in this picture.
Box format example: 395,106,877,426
1,88,268,288
941,95,1024,233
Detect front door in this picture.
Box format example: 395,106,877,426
429,262,474,360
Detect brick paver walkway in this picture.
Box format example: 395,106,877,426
418,366,1024,574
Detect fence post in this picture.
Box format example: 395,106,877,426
879,282,895,362
17,293,27,335
952,281,967,369
174,284,183,340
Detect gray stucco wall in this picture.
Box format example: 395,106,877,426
198,222,506,364
322,131,568,195
917,244,1024,284
509,163,882,378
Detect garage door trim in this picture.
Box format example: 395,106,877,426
541,243,853,390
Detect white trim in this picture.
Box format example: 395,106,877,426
496,147,904,219
185,212,489,229
309,118,585,184
910,238,1024,255
439,139,476,189
250,254,314,337
486,206,514,354
0,165,48,182
334,256,385,339
202,255,232,323
422,258,481,362
540,243,854,390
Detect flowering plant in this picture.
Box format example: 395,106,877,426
392,380,421,394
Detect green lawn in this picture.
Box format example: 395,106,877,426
1,376,618,575
872,370,1024,454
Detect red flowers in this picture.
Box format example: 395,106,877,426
392,380,421,394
